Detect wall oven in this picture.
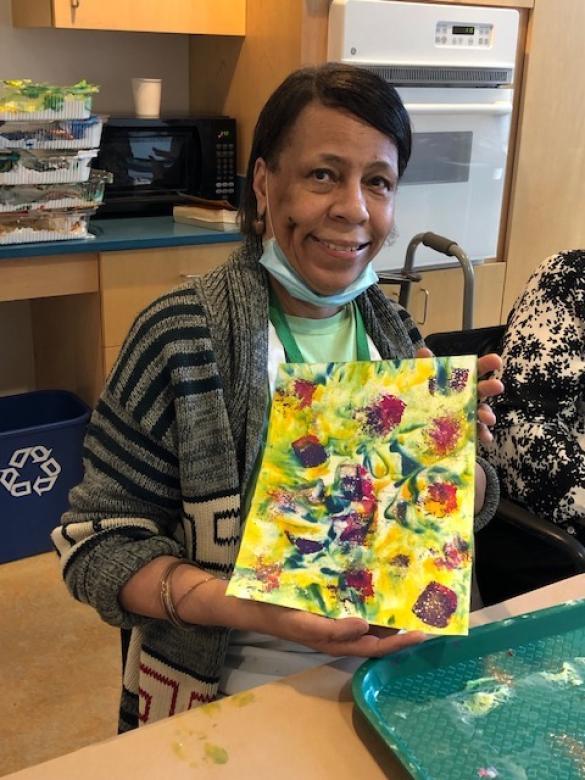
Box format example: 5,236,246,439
328,0,520,270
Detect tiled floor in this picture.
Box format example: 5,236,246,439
1,553,120,777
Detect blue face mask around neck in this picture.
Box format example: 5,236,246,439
258,237,379,308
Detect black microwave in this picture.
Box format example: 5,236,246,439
93,116,237,217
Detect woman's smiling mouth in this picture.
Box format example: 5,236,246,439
311,235,371,255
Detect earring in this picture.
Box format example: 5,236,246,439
253,214,265,235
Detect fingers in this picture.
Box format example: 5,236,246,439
478,353,502,377
478,421,493,446
367,629,427,657
478,402,496,427
477,401,496,445
416,347,434,359
478,377,504,401
283,611,369,644
477,353,504,403
329,629,426,659
325,616,370,642
273,609,425,658
301,614,425,657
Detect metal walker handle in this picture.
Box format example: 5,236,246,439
401,232,475,330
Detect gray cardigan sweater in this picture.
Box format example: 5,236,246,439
53,240,499,732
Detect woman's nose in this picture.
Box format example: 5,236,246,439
330,180,369,224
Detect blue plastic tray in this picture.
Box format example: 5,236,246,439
353,599,585,779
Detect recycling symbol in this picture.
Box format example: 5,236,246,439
0,446,61,497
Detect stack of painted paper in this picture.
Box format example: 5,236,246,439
0,79,110,244
227,356,477,636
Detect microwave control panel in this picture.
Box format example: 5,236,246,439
435,22,493,48
215,127,236,199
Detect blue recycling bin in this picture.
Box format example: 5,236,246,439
0,390,90,564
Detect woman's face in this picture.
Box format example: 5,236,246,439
253,101,399,296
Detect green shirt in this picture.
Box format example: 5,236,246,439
285,305,357,363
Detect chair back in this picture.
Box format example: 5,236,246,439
425,325,505,358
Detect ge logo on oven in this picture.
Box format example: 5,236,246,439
0,446,61,497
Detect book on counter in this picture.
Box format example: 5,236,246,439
173,198,239,231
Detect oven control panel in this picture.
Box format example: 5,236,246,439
435,22,493,48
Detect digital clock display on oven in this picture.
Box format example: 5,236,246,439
452,25,475,35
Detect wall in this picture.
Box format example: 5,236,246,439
189,0,330,175
0,1,189,114
0,0,190,393
501,0,585,316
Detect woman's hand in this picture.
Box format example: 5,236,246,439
181,577,425,658
475,353,504,445
416,347,504,445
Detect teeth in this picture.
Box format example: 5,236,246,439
320,239,362,252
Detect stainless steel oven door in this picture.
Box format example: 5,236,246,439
373,87,514,271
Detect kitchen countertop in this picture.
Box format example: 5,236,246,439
6,575,585,780
0,216,242,260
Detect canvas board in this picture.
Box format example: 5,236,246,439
227,356,477,635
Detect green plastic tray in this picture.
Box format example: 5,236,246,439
353,599,585,779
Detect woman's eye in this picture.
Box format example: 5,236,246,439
311,168,334,183
368,176,393,192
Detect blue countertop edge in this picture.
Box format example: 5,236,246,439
0,216,242,260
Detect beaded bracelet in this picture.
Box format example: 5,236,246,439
159,559,215,630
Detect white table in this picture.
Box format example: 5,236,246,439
7,575,585,779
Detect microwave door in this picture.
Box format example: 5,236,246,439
373,95,513,272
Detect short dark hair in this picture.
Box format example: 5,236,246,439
239,63,412,237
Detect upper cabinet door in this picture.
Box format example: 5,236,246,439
12,0,246,35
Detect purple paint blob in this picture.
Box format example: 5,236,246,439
337,511,372,543
412,581,458,628
294,379,316,408
292,435,328,467
285,531,324,554
436,536,470,570
449,368,469,392
428,416,461,455
339,464,364,500
345,569,374,598
365,394,406,436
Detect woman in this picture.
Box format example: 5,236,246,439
485,250,585,537
53,64,502,732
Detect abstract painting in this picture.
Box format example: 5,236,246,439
227,356,477,635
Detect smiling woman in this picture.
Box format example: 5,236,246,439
51,63,502,734
254,103,398,305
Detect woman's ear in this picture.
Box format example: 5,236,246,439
252,157,268,218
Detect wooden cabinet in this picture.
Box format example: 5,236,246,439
31,292,104,409
0,243,502,406
12,0,245,35
0,254,98,303
380,262,506,338
99,242,238,374
2,243,236,407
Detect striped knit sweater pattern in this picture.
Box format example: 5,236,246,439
52,239,498,731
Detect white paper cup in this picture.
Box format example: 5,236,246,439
131,78,162,119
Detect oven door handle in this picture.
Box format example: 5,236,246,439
404,102,513,116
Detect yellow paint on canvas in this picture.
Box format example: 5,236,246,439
227,356,477,635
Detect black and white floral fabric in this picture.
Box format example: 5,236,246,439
484,250,585,538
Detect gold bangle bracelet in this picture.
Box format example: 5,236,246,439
159,559,215,630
